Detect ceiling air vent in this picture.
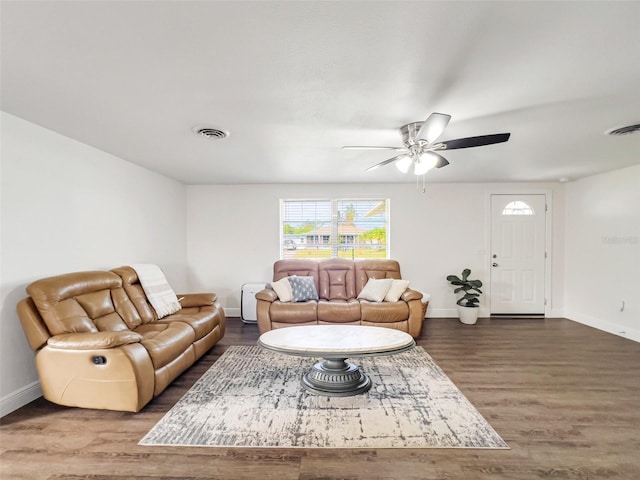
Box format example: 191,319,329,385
192,126,229,139
605,123,640,136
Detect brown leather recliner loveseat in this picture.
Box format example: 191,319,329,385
16,266,225,412
256,259,425,338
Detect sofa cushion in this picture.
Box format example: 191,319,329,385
357,278,393,302
288,276,319,302
111,267,158,324
93,312,130,332
360,300,409,323
111,287,144,329
273,259,319,289
269,300,317,323
135,322,195,370
157,310,218,341
26,271,122,335
317,299,361,322
318,259,356,300
355,260,402,294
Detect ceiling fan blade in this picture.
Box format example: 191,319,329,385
365,154,409,172
342,146,406,151
440,133,511,150
415,113,451,144
432,153,449,168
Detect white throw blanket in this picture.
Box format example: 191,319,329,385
131,264,182,319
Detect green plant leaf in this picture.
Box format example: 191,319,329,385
449,268,483,306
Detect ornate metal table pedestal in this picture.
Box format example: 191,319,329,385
302,357,371,396
257,325,415,398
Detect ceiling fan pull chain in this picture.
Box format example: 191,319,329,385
415,174,426,193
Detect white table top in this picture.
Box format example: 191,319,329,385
258,325,415,358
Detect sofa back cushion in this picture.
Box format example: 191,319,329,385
111,266,157,327
318,259,356,300
26,271,127,335
354,260,402,295
273,260,319,292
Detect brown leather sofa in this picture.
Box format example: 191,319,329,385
256,259,425,338
16,266,225,412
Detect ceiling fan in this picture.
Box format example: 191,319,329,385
342,113,510,176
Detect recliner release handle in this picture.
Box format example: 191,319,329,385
92,356,107,365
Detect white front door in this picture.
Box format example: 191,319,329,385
490,194,546,315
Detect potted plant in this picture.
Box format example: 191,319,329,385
446,268,483,325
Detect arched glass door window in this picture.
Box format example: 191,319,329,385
502,200,535,215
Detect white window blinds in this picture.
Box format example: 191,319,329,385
280,199,389,260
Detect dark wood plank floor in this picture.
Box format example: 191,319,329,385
2,317,639,480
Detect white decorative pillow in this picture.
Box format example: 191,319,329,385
384,279,410,302
271,277,293,302
357,278,394,303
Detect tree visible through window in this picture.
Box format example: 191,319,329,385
280,199,389,259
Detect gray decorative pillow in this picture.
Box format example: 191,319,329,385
288,276,319,302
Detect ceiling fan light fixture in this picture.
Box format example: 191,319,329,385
395,155,413,173
343,111,511,181
414,152,438,175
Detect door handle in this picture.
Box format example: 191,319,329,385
492,263,499,267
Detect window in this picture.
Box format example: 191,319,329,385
280,199,389,259
502,200,535,215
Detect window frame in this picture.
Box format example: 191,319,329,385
279,198,390,260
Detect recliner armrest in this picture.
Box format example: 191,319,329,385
256,288,278,302
47,331,143,350
401,288,423,302
177,293,217,308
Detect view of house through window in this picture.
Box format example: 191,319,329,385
280,199,389,259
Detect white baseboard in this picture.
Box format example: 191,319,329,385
429,308,563,319
427,308,495,318
565,310,640,343
426,308,459,318
227,307,463,319
546,308,563,318
1,381,42,418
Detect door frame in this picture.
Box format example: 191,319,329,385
485,189,554,317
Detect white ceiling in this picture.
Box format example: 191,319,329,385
2,1,639,185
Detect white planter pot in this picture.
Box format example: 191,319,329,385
456,305,479,325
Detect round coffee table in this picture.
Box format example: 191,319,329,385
258,325,415,397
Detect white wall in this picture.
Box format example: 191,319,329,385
187,182,565,318
0,113,188,416
564,165,640,342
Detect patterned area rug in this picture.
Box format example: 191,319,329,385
140,345,508,449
